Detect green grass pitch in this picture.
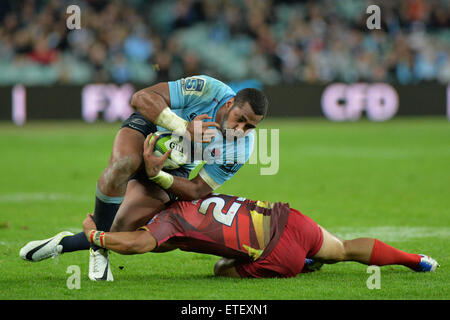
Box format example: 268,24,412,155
0,117,449,300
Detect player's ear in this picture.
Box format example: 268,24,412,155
225,97,235,110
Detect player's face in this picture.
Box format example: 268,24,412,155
221,102,263,138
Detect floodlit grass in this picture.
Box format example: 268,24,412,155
0,117,449,300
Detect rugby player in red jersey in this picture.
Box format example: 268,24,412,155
81,192,439,278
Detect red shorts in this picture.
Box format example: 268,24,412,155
235,208,323,278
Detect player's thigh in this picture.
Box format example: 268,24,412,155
108,127,145,169
112,111,157,164
98,128,145,193
312,226,345,263
110,179,170,232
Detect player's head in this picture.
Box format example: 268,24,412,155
220,88,268,137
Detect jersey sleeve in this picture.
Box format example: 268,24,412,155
167,75,210,110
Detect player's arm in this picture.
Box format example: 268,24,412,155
143,133,214,200
82,214,157,255
143,131,251,200
167,174,213,201
131,83,219,140
130,82,172,126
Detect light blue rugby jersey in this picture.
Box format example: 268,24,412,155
159,75,255,189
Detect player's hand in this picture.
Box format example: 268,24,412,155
186,114,220,143
143,133,171,178
83,213,97,237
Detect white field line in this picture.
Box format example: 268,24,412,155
332,226,450,242
0,193,91,203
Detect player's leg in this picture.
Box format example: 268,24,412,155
19,127,146,263
89,177,175,281
89,146,190,280
59,127,145,253
111,165,191,232
92,128,145,233
110,178,169,232
308,226,346,264
312,226,439,271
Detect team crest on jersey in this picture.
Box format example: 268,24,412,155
181,77,206,95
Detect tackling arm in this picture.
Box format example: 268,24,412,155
166,174,214,201
82,214,157,255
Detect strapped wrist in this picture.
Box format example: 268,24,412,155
155,107,188,136
89,230,106,248
148,170,174,189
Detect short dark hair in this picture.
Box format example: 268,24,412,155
234,88,268,118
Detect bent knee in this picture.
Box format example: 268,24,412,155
103,154,142,184
314,227,346,263
341,240,354,261
110,153,142,175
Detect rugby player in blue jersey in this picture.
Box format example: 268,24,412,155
20,75,268,281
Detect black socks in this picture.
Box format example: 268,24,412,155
60,185,123,253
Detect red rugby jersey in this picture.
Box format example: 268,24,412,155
142,193,290,262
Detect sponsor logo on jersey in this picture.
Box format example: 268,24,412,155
181,77,206,95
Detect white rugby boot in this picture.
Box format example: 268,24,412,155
89,248,114,281
19,231,73,262
414,254,440,272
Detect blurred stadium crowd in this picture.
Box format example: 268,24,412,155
0,0,449,86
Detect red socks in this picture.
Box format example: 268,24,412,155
369,239,421,270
